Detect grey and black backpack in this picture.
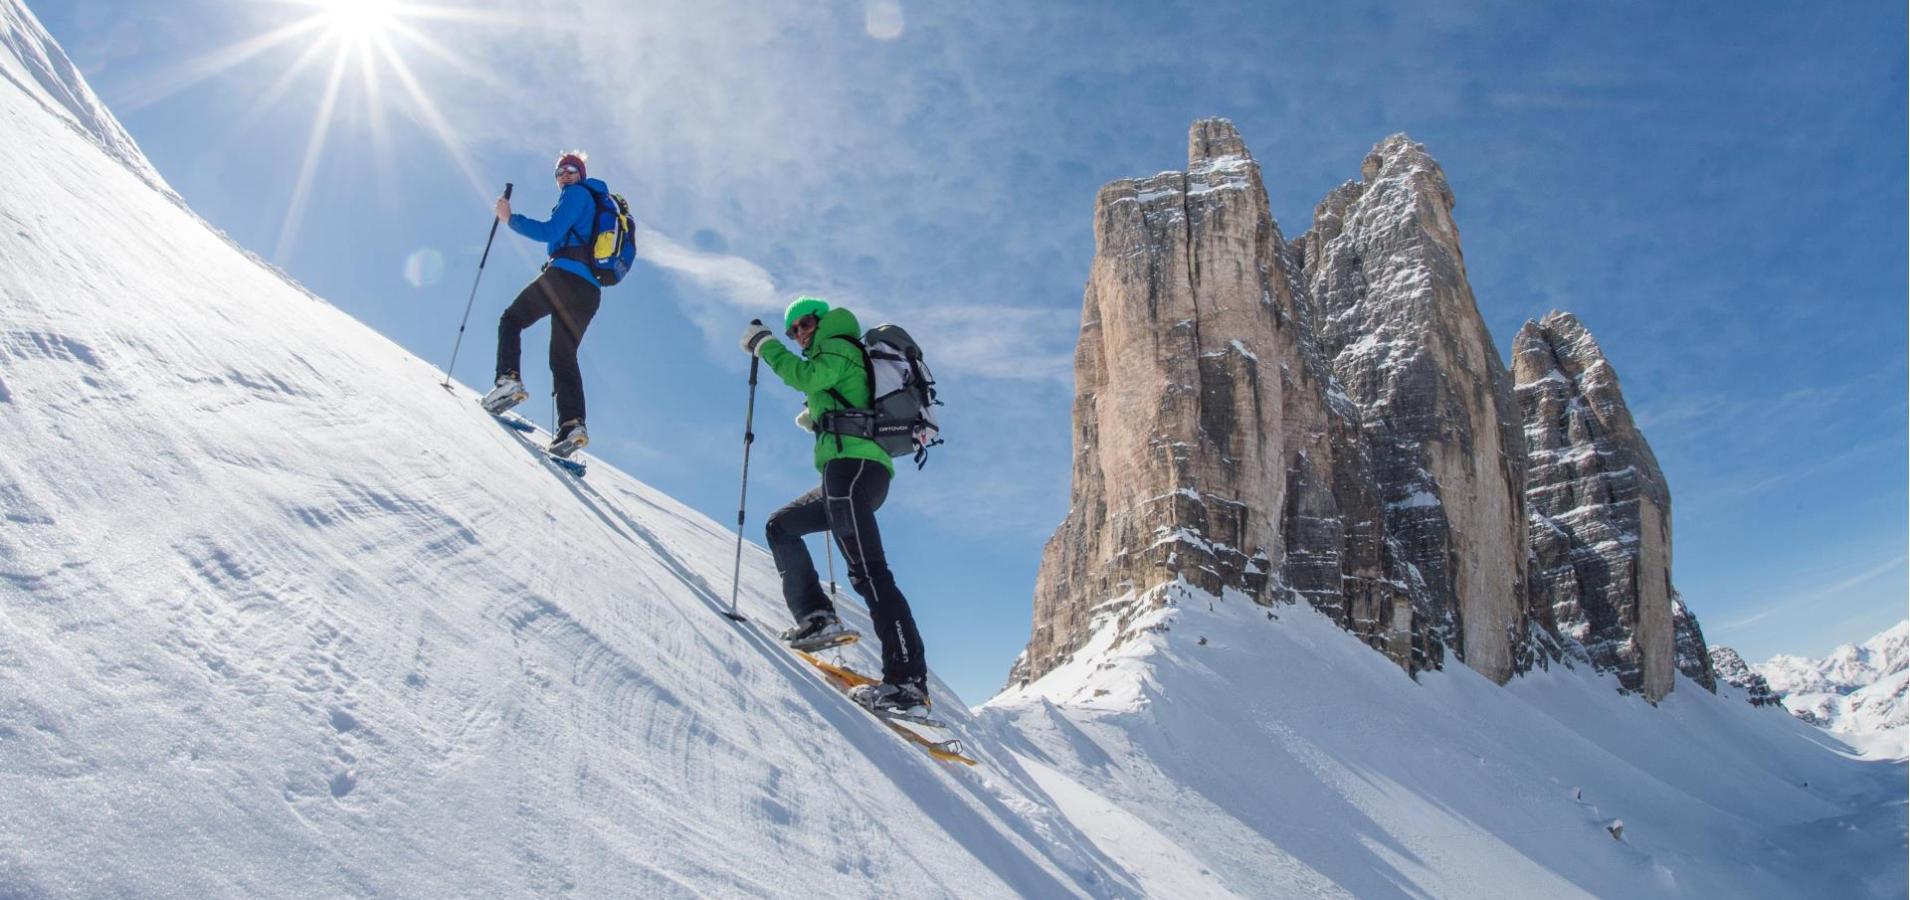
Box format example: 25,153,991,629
820,324,943,468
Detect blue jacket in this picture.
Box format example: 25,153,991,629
509,178,604,282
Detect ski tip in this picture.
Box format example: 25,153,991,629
488,410,537,433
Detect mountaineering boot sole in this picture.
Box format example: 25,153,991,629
548,431,588,459
779,611,858,651
480,386,528,415
848,682,936,725
786,629,860,652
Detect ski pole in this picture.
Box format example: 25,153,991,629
826,540,837,600
441,182,512,390
726,327,763,623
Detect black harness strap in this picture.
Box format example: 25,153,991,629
816,335,875,453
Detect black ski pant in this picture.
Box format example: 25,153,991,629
765,458,927,688
497,267,601,425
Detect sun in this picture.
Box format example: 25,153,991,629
124,1,523,262
314,0,399,45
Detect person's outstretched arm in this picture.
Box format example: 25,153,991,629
509,185,592,242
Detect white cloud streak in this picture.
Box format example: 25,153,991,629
1716,553,1909,633
633,223,780,345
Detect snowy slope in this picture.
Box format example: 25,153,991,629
982,584,1908,899
1761,621,1909,756
0,27,1133,899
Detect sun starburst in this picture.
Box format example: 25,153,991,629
313,0,399,46
131,1,524,263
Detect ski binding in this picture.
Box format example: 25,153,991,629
796,651,975,766
485,407,587,477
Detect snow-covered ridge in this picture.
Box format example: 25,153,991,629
0,0,171,197
1759,620,1909,747
1762,620,1908,696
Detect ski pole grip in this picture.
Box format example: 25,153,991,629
751,319,762,325
503,182,514,199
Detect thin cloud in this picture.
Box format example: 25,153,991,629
635,225,778,311
1715,553,1908,633
908,305,1077,385
632,224,781,345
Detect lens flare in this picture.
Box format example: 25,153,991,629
864,0,904,40
403,248,445,287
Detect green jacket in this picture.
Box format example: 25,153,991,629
760,307,895,475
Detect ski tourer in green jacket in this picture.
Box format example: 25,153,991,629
753,304,895,476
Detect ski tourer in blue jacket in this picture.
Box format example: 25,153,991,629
482,151,606,459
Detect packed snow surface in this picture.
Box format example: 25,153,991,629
986,585,1907,898
2,2,1904,895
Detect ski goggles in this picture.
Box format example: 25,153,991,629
785,314,820,339
554,164,581,177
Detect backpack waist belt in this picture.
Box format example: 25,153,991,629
817,408,913,440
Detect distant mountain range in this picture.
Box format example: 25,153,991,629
1760,620,1908,740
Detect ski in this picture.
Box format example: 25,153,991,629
486,408,588,477
796,650,976,766
492,411,536,433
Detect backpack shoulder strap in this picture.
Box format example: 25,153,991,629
559,184,608,249
832,335,875,407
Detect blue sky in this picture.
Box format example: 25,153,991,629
42,0,1906,702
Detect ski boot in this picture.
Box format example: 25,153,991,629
780,610,858,651
481,373,528,415
549,419,588,458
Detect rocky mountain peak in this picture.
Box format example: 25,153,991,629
1302,132,1531,684
1516,311,1680,699
1361,133,1444,187
1188,117,1251,167
1012,119,1425,687
1673,595,1719,692
1710,646,1785,707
